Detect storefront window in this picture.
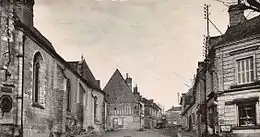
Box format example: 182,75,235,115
238,103,256,127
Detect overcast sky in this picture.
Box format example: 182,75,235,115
33,0,257,110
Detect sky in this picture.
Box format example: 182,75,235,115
33,0,258,111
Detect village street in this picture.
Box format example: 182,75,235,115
75,128,179,137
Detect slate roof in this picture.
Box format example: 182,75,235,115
166,106,181,112
13,15,104,95
68,59,100,88
210,14,260,46
12,12,56,51
103,69,138,103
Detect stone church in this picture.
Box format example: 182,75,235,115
0,0,105,137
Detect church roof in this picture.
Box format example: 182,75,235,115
13,15,104,95
103,69,138,103
68,59,100,88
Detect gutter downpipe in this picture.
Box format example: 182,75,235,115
17,33,25,137
20,34,25,137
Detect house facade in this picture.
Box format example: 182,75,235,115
165,106,181,126
209,4,260,137
180,3,260,137
180,87,197,133
180,62,206,136
0,1,105,137
104,70,142,130
133,85,145,128
143,98,162,129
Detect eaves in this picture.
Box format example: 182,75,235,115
213,34,260,50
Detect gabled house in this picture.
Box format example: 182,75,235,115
103,69,141,130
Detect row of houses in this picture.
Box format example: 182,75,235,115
0,0,162,137
179,3,260,137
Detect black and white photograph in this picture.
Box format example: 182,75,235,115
0,0,260,137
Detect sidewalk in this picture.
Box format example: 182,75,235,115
177,129,197,137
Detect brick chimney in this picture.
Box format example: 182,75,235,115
133,85,141,101
125,73,132,91
133,85,138,93
228,4,247,26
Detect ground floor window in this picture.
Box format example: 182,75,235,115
238,103,256,127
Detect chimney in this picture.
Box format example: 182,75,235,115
133,85,141,101
228,4,247,26
125,73,132,91
133,85,138,93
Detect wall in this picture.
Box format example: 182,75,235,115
215,38,260,91
0,11,21,136
166,111,181,125
215,36,260,135
22,33,68,137
106,103,141,130
92,89,105,132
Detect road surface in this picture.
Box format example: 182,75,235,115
76,128,179,137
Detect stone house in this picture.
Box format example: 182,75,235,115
180,62,206,136
132,85,145,128
103,69,142,130
142,98,162,129
165,106,181,126
208,3,260,137
0,0,105,137
180,88,196,132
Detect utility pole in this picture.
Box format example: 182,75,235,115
203,4,210,137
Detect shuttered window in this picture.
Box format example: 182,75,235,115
237,57,254,84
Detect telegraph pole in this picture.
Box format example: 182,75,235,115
203,4,210,137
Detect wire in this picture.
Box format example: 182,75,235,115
209,19,223,35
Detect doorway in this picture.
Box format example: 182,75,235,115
113,118,118,129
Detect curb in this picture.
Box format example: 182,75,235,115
177,131,195,137
177,132,182,137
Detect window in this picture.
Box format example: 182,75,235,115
237,57,254,84
94,96,97,120
33,52,43,104
134,106,139,115
114,107,117,115
238,103,256,127
66,80,71,112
